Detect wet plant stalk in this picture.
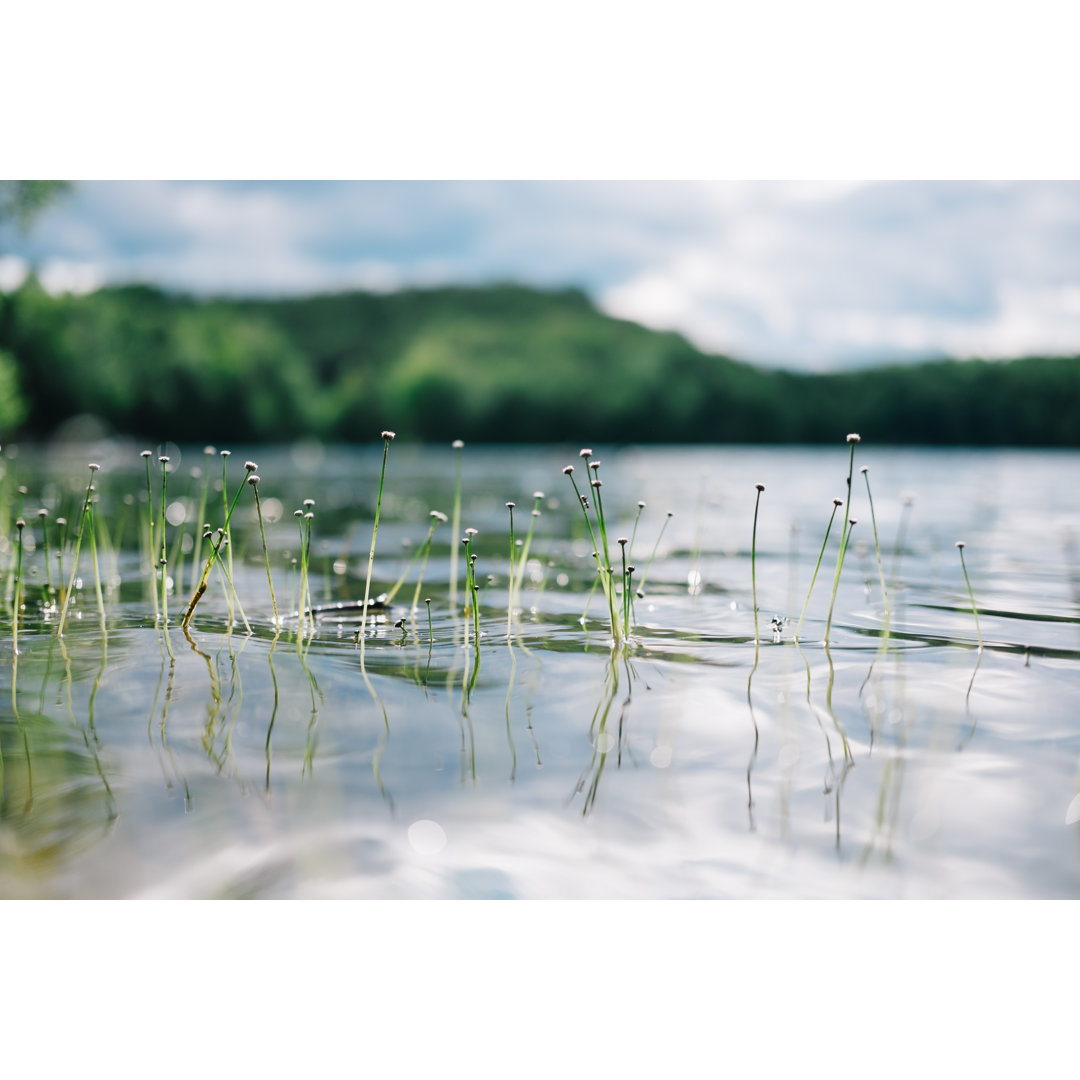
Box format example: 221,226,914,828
39,509,53,598
506,501,516,638
957,541,983,653
794,498,842,642
181,462,254,630
56,464,99,637
751,484,764,663
12,519,24,656
449,440,463,607
824,434,860,644
249,473,278,623
563,455,621,643
409,522,439,618
88,500,107,635
360,432,394,646
159,456,169,624
635,511,673,598
511,493,543,602
189,447,215,591
862,467,890,637
142,451,159,620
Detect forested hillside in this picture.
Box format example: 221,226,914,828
1,278,1078,445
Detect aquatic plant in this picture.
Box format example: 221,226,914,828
751,483,765,659
181,458,256,630
956,541,983,653
158,455,170,623
462,528,481,642
824,434,860,644
56,464,99,637
248,472,279,623
634,511,673,600
189,447,215,591
861,466,890,636
5,432,1080,904
11,518,23,655
358,432,395,644
505,501,517,638
37,508,53,604
794,497,842,642
510,492,544,613
140,450,159,620
449,439,464,606
562,452,623,644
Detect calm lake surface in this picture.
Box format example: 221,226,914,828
2,441,1079,898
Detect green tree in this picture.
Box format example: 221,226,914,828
0,347,28,432
0,181,73,435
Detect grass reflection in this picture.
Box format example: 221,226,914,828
572,649,636,815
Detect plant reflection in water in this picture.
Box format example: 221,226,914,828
3,439,1080,898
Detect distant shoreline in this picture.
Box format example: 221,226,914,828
2,281,1077,446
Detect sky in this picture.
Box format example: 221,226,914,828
3,179,1080,372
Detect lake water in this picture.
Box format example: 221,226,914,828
2,440,1079,898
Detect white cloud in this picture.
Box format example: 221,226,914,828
7,180,1080,369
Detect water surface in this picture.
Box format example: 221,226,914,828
2,442,1079,897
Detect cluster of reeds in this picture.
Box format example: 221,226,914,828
181,456,255,631
562,450,633,644
2,431,985,672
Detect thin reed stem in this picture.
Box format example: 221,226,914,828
56,464,99,637
794,498,842,642
409,513,445,617
751,484,764,663
38,509,53,598
384,517,437,607
159,456,169,624
88,499,107,635
506,501,517,638
957,541,983,652
461,531,481,642
861,466,890,638
449,439,463,606
189,446,215,591
12,519,24,655
249,472,278,623
141,450,159,620
511,492,544,604
296,508,314,636
824,434,860,645
636,511,673,599
359,432,394,645
617,537,631,639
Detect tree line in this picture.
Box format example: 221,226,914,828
1,278,1078,445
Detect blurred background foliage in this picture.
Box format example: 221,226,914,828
0,180,72,232
1,277,1079,444
1,178,1078,446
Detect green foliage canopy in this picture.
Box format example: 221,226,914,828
0,278,1078,445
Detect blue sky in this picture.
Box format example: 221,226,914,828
3,180,1079,372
